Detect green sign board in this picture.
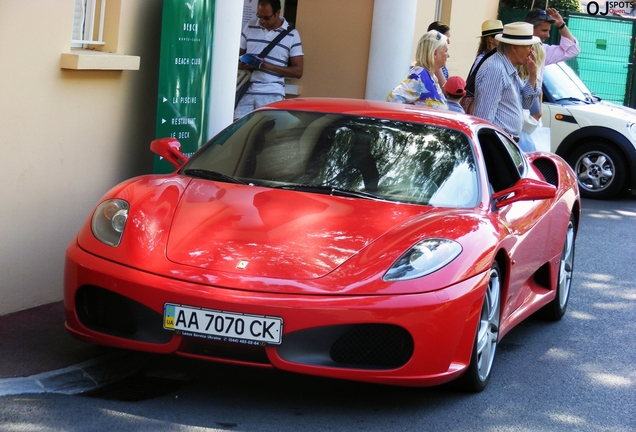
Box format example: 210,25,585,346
154,0,215,173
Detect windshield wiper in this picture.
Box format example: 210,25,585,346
183,169,248,185
279,184,387,201
554,97,590,104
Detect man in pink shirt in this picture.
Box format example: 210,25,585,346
523,8,580,126
524,8,580,67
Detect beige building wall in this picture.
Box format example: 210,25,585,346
447,0,502,77
413,0,502,78
412,0,438,60
0,1,162,315
292,0,374,98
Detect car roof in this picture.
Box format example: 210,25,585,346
261,97,495,138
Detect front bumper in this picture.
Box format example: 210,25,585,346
64,240,489,387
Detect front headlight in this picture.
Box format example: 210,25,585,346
383,238,462,281
628,122,636,143
91,199,129,246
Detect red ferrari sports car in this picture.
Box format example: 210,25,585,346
65,98,580,391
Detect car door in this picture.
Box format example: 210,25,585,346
478,129,555,318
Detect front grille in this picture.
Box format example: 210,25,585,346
330,324,413,368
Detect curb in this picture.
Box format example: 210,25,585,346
0,352,146,397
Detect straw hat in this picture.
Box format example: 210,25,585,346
495,22,541,45
479,19,503,38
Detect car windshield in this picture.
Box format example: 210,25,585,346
182,110,479,207
543,62,595,103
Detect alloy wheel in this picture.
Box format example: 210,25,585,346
558,219,575,309
476,265,501,382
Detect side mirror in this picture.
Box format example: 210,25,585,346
492,178,556,209
150,138,189,169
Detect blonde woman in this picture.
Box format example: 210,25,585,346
518,41,546,152
387,30,449,109
518,41,546,121
427,21,451,86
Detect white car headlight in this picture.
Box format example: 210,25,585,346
627,122,636,142
91,199,129,246
383,238,462,281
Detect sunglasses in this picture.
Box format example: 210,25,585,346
256,12,275,21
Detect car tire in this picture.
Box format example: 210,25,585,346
567,141,626,199
460,261,501,392
541,215,576,321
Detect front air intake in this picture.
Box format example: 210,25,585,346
75,285,172,343
330,324,414,368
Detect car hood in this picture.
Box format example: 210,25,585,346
599,100,636,120
165,180,430,280
563,100,636,126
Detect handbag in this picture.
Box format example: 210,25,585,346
235,25,294,108
519,127,551,153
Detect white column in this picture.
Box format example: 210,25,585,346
207,0,243,139
365,0,418,101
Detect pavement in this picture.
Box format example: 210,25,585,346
0,301,145,396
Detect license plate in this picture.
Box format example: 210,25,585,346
163,303,283,345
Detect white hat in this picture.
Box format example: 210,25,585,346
495,22,541,45
479,19,503,38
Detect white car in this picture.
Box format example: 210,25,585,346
542,62,636,199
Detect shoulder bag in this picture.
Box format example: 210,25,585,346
461,48,496,115
235,26,294,108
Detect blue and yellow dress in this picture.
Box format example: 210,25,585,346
387,66,448,109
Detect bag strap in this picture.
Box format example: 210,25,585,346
465,48,497,96
259,25,294,59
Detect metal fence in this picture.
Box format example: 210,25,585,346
498,7,636,107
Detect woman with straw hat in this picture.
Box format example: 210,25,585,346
462,20,503,114
469,19,503,75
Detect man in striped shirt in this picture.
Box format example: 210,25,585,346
473,22,541,141
235,0,303,120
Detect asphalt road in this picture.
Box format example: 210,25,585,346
1,196,635,432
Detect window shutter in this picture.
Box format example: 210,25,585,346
72,0,86,48
71,0,103,47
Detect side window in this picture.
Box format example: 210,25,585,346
477,129,522,193
496,131,526,177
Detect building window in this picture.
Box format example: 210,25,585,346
72,0,106,48
63,0,140,70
